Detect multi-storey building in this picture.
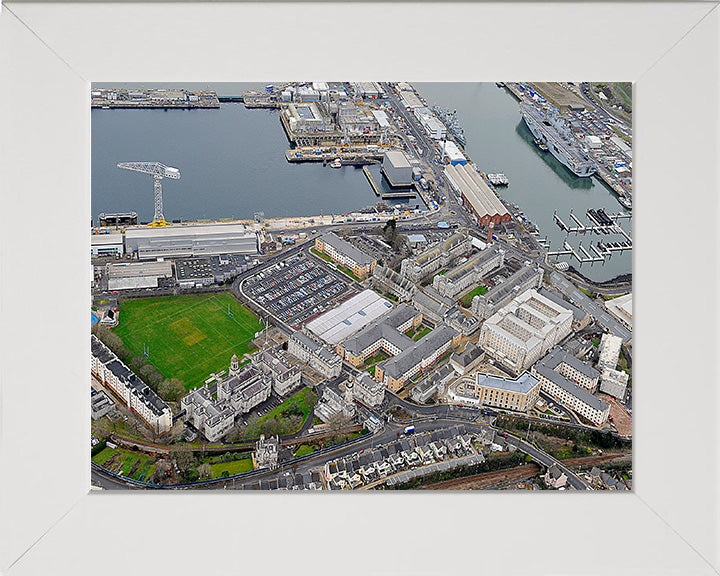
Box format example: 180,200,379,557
372,264,417,302
180,356,272,442
314,233,376,280
91,335,173,434
538,288,592,332
532,349,610,426
400,230,471,284
255,348,302,397
353,373,386,407
254,434,280,470
432,245,504,299
376,325,461,392
471,261,543,320
336,304,422,366
599,368,629,400
598,333,623,372
287,331,343,379
479,289,573,374
181,386,235,442
471,372,541,412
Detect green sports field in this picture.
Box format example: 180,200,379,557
113,293,263,390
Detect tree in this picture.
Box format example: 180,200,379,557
130,354,147,372
198,462,212,480
170,446,197,481
382,219,397,243
158,378,186,402
327,412,353,439
139,364,164,390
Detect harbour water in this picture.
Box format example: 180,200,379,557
92,82,631,282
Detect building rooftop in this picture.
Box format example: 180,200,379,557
538,288,589,323
541,347,600,381
320,232,375,267
533,363,608,413
475,371,540,395
306,290,393,345
379,324,458,379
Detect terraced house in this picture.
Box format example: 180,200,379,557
91,335,173,434
314,233,376,280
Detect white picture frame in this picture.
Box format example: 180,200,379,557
1,2,718,575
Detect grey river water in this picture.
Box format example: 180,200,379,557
92,82,631,282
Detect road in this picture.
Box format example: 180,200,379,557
549,271,632,342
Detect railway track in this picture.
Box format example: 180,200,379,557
418,463,541,490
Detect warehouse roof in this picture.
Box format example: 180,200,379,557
320,233,375,267
444,163,509,220
91,233,123,245
306,290,393,345
125,222,253,239
384,150,412,169
106,260,173,279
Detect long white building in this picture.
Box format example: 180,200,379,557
532,348,609,426
91,335,172,434
124,223,258,260
479,289,573,374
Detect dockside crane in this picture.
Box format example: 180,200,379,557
117,161,180,226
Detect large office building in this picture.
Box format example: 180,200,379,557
479,289,573,374
400,230,471,283
432,244,505,299
376,324,461,392
287,330,343,379
305,290,392,346
106,260,174,291
471,261,543,320
125,223,258,260
336,303,421,366
471,372,542,413
314,233,377,280
91,335,172,434
538,288,592,332
532,349,610,426
444,163,511,225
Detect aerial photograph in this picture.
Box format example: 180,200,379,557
90,81,633,491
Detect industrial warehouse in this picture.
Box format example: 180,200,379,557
444,163,511,226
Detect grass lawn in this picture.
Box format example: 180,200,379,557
601,292,629,301
460,285,488,307
113,293,263,390
310,247,333,263
295,444,320,458
208,458,254,478
92,447,156,481
361,350,390,367
411,326,431,341
336,264,361,282
243,387,318,439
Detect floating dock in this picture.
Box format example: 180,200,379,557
363,166,381,196
285,149,382,165
91,88,220,109
553,209,631,235
382,190,416,199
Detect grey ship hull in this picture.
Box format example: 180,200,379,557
521,103,596,178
